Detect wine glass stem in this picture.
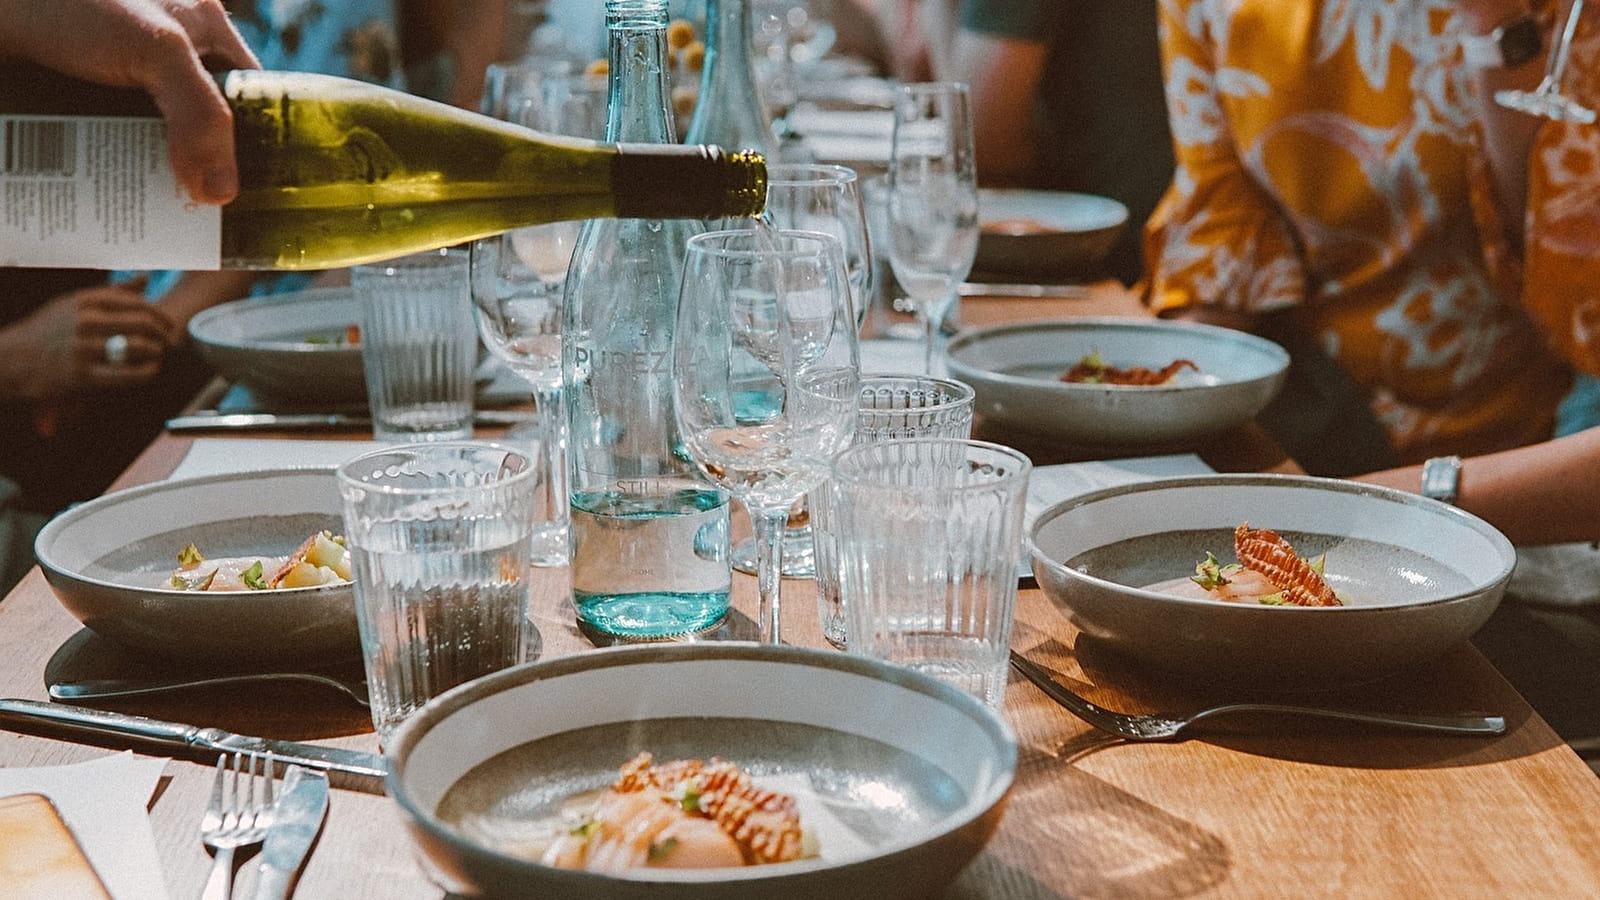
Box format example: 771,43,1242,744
534,386,569,545
753,507,788,643
922,308,939,375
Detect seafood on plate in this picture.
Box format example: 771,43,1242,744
541,752,815,871
1160,523,1343,607
168,531,352,591
1060,349,1198,386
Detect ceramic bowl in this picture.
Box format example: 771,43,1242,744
944,317,1290,449
973,188,1128,279
188,287,366,403
33,468,358,664
1027,474,1515,684
387,643,1016,900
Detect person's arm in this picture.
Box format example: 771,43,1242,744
152,270,261,335
0,0,260,204
402,0,511,110
946,28,1046,184
1356,427,1600,545
1143,0,1308,321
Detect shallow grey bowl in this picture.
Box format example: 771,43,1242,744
974,188,1128,278
387,643,1016,900
34,468,358,664
1028,475,1515,684
945,317,1289,448
188,287,366,404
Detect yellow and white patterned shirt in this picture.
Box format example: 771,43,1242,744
1145,0,1571,463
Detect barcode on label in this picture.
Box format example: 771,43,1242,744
3,118,76,177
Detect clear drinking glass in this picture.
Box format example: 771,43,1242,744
673,229,860,643
337,442,537,746
351,249,477,443
469,72,606,567
886,82,979,375
1496,0,1596,123
811,375,976,649
730,162,874,579
830,438,1031,709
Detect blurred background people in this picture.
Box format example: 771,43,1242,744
1143,0,1572,476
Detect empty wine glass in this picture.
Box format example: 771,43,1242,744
1496,0,1597,123
886,82,979,375
467,72,607,567
673,229,859,643
731,162,873,579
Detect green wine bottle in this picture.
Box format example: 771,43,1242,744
0,63,766,270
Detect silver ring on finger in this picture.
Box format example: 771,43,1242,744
104,333,130,366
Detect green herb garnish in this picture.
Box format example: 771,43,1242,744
1190,551,1241,591
240,561,267,590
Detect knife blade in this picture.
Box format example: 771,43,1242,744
165,409,533,432
0,698,387,779
957,282,1091,299
250,765,329,900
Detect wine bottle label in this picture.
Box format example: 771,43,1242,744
0,115,220,269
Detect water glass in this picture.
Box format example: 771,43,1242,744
337,442,537,746
829,438,1031,708
352,249,477,442
812,376,976,648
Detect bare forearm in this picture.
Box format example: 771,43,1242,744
1356,427,1600,544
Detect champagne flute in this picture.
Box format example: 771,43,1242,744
886,82,979,375
467,72,607,567
1496,0,1597,123
673,229,860,643
732,162,874,578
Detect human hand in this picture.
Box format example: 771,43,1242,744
0,0,260,204
0,277,179,402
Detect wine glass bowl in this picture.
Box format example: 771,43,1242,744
673,229,860,643
886,82,979,374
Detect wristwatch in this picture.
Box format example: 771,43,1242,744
1421,455,1463,506
1461,12,1546,69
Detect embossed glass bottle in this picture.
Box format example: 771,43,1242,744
684,0,780,161
564,0,742,640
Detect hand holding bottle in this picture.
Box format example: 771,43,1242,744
0,0,261,204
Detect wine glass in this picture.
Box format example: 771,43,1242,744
886,82,979,375
730,162,873,578
1496,0,1597,123
467,72,607,567
673,229,860,643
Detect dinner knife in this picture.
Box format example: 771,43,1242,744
0,698,387,779
250,765,330,900
165,409,533,432
957,282,1091,299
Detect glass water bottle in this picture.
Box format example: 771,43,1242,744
563,0,737,640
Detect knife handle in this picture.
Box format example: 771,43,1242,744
0,698,199,745
250,864,295,900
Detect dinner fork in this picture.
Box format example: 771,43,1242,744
1008,651,1506,741
200,752,277,900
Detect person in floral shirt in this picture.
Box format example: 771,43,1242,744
1144,0,1574,473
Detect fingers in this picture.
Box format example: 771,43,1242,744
142,47,240,205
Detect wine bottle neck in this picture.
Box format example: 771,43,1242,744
604,2,676,145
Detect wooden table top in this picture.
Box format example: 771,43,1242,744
3,285,1599,898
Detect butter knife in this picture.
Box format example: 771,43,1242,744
165,409,532,432
0,698,387,779
250,765,329,900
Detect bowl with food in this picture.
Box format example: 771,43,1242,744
33,467,359,664
188,286,366,404
973,188,1128,279
1028,474,1515,684
944,317,1290,448
386,642,1016,900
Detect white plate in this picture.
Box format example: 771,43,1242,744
388,643,1015,900
33,468,357,664
975,188,1128,279
1028,474,1514,684
188,287,366,404
945,317,1290,449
